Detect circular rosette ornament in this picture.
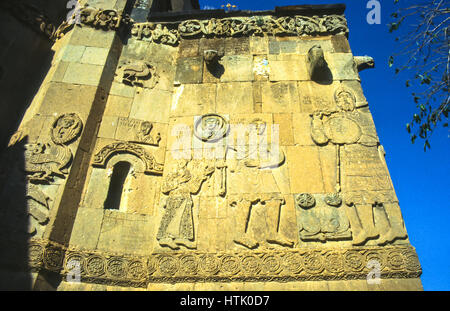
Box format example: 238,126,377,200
241,255,262,275
128,260,146,280
85,255,106,277
106,257,127,278
302,251,325,275
179,255,199,275
324,252,345,275
403,249,421,273
64,252,85,275
261,254,282,275
220,255,241,276
282,252,303,274
344,250,365,273
295,193,316,209
324,193,342,207
199,254,220,276
387,250,405,271
50,113,83,145
44,247,64,271
194,114,229,142
158,255,179,276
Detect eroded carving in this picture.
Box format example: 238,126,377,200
156,160,215,250
51,113,83,145
117,118,161,146
194,114,229,142
114,59,159,89
79,5,132,30
307,45,331,82
29,238,422,287
295,193,351,243
354,56,375,72
26,184,51,236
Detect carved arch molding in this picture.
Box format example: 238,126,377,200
29,238,421,288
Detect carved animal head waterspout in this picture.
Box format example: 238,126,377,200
203,49,225,77
354,56,375,72
307,45,332,84
204,49,222,66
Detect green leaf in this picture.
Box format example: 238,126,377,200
388,56,394,67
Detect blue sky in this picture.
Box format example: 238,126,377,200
200,0,450,290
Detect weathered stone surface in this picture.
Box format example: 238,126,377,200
62,62,104,86
174,57,203,84
262,82,300,113
130,88,172,123
216,82,253,114
268,54,309,81
170,83,216,117
1,1,420,291
220,55,254,82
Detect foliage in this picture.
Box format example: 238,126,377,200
389,0,449,151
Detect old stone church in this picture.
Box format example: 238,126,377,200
0,0,422,290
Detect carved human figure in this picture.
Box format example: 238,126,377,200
135,121,161,145
156,159,214,250
227,119,293,249
310,87,408,246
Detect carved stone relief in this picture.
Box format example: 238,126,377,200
157,160,215,250
26,184,51,236
116,118,161,146
295,193,351,243
114,59,159,89
29,238,422,287
9,113,83,236
92,142,163,175
25,113,82,182
78,5,132,30
131,15,349,45
193,114,230,143
224,118,292,249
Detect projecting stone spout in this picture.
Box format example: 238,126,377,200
307,45,332,83
203,49,225,77
354,56,375,72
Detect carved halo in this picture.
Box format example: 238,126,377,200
193,114,230,142
50,113,83,145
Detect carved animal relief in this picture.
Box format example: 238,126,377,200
114,59,159,89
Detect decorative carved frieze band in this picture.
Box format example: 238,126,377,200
0,1,65,41
131,15,348,45
28,239,421,288
78,6,132,31
2,2,348,44
92,142,164,175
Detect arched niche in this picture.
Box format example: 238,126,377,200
83,150,162,215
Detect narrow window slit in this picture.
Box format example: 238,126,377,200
104,161,131,210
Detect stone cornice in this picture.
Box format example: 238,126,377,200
131,14,348,46
27,238,421,288
3,2,348,45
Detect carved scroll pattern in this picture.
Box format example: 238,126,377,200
92,142,164,175
29,238,421,288
131,15,349,45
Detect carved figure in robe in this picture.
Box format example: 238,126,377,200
156,160,214,250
